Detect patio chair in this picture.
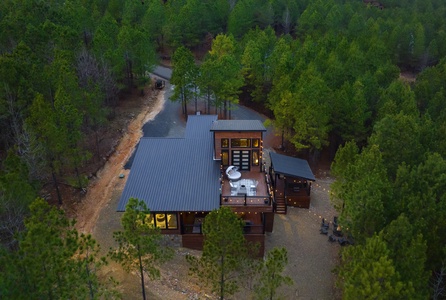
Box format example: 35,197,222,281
250,180,258,192
320,227,329,235
333,216,338,228
338,237,349,246
321,218,329,229
328,235,337,242
229,181,237,194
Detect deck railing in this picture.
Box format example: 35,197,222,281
182,223,264,235
221,194,271,206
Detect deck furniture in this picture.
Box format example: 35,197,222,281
226,166,242,181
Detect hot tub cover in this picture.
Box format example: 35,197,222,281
226,166,241,181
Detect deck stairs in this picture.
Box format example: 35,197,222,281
275,196,287,214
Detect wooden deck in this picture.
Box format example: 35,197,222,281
274,178,312,208
221,169,272,207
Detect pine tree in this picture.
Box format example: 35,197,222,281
253,247,293,300
109,198,173,300
187,207,255,299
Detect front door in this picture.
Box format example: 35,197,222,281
232,150,250,171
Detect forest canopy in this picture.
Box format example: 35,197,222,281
2,0,446,297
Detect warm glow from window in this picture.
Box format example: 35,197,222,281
221,138,229,148
231,139,251,147
252,139,260,147
145,214,154,227
252,150,259,166
155,214,167,229
167,214,178,229
222,150,229,165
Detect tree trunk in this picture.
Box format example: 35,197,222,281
51,163,62,205
228,101,231,120
207,90,210,114
137,246,147,300
194,86,198,114
95,129,100,162
85,256,95,299
220,256,224,300
75,165,82,189
181,89,186,115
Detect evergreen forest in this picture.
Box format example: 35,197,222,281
2,0,446,298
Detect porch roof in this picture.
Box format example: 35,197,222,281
269,152,316,181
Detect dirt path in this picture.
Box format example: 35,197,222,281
74,90,165,234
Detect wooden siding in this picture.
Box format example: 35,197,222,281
286,196,311,208
182,234,204,250
264,212,274,232
214,131,263,161
273,176,312,210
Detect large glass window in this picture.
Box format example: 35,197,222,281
222,150,229,166
155,214,167,229
252,138,260,148
167,213,178,229
231,138,251,148
145,214,154,227
252,150,259,166
146,213,178,229
221,138,229,148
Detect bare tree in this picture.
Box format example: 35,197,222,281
17,126,47,182
282,7,291,35
432,263,446,300
0,196,27,249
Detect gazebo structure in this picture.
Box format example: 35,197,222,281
269,152,316,213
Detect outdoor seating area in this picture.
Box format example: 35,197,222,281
229,179,258,196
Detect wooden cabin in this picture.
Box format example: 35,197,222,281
118,115,315,256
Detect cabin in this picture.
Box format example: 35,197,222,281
118,115,315,256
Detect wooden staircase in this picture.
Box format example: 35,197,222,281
275,196,287,214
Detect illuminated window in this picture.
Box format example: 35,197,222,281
252,150,259,166
167,213,178,229
144,214,154,227
221,138,229,148
252,139,260,148
222,150,229,166
231,138,251,147
155,214,167,229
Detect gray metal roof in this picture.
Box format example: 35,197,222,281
269,152,316,181
118,116,221,212
210,120,266,132
185,115,218,139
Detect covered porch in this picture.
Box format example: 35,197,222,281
269,152,316,210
